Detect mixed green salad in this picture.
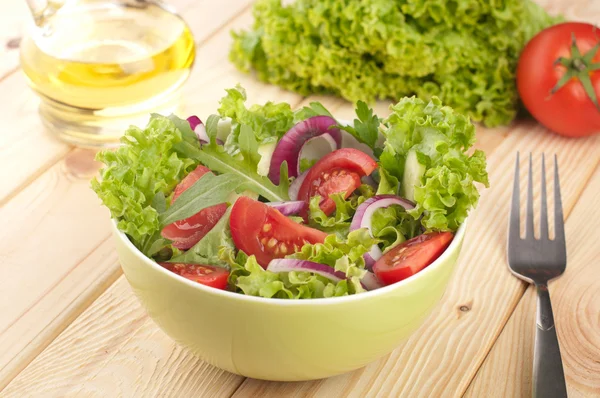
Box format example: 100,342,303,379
93,86,488,299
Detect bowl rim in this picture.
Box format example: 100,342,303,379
112,217,466,306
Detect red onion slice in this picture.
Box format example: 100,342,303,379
268,116,342,184
361,271,383,291
288,171,308,201
266,201,307,216
187,115,202,131
267,259,347,283
187,115,223,145
350,195,416,268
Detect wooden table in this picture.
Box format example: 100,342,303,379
1,0,599,396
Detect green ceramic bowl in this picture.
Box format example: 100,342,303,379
112,218,465,381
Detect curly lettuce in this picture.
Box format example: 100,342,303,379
91,115,197,249
218,84,295,153
230,0,560,126
371,205,421,252
381,96,489,231
226,229,377,299
307,186,374,237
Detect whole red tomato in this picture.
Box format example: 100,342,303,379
517,22,600,137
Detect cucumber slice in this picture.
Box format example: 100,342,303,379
402,150,426,202
256,142,277,177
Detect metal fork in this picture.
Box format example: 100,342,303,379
508,152,568,398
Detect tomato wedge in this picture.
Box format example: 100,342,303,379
161,165,228,249
373,232,453,286
297,148,377,216
159,263,230,290
230,196,328,268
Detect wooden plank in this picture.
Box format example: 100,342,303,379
464,166,600,398
0,0,29,80
2,277,245,398
0,148,117,389
0,0,255,205
0,1,303,391
232,125,600,398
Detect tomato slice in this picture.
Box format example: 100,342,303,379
230,196,328,268
298,148,377,216
161,165,228,249
373,232,454,286
159,263,230,290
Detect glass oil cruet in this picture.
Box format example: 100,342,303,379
20,0,196,147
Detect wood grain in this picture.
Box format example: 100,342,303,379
2,276,245,398
464,166,600,398
0,0,300,391
0,0,29,80
0,148,117,389
232,125,600,398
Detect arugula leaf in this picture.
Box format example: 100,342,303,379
151,192,167,214
340,101,382,155
166,114,198,145
293,101,334,122
238,124,262,167
144,234,172,258
159,172,242,226
194,124,290,202
169,207,234,267
204,114,221,145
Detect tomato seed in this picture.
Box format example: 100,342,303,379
262,224,272,232
279,243,288,254
267,238,278,248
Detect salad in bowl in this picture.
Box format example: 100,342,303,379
92,85,488,300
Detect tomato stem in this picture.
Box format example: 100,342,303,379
551,33,600,111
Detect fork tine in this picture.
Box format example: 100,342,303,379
526,153,535,238
540,154,548,239
509,152,520,242
554,155,565,243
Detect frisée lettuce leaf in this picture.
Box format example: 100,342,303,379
91,115,198,249
380,96,489,231
218,84,295,154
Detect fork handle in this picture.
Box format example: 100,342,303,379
533,283,568,398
